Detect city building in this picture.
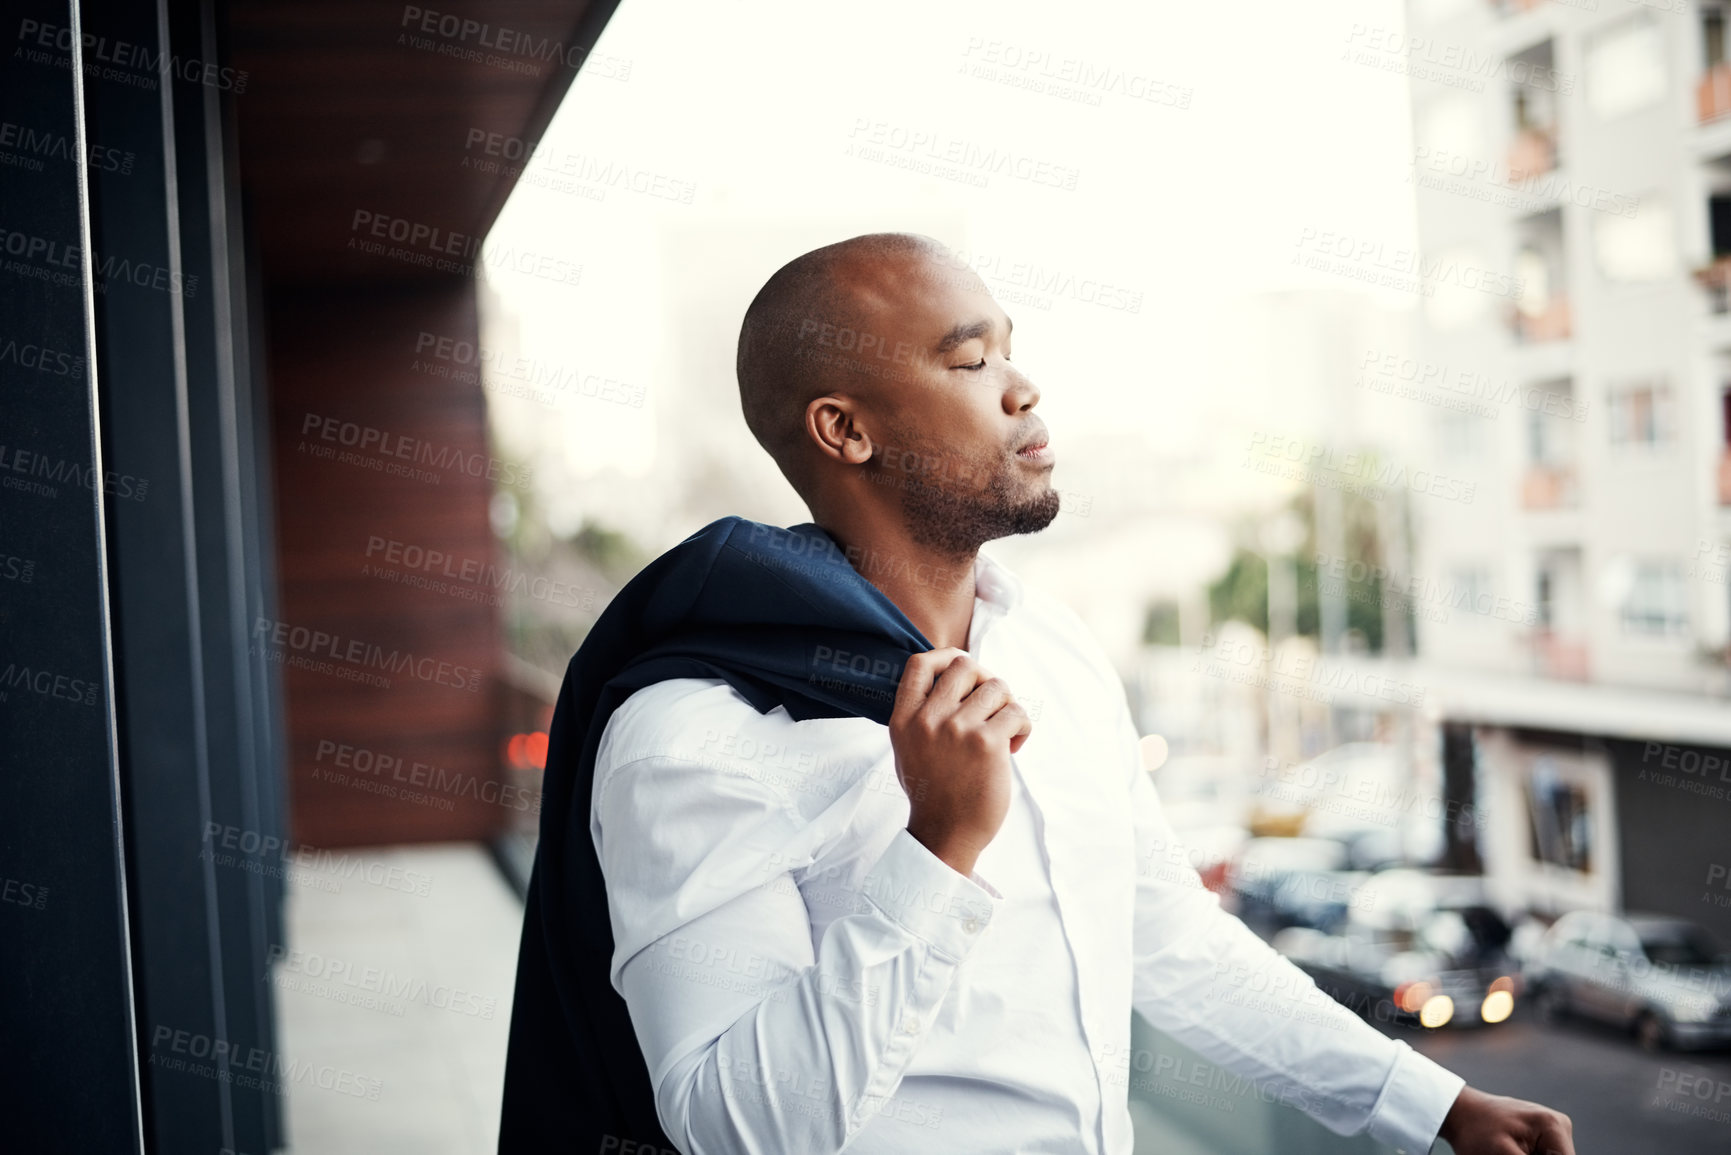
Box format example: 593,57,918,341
1400,0,1731,942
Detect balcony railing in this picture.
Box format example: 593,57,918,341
1531,628,1590,681
1521,464,1578,509
1700,62,1731,124
1694,255,1731,313
1510,294,1572,343
1507,127,1557,182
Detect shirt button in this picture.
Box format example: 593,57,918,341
962,916,980,934
901,1016,920,1035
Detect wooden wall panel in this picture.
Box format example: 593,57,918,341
267,284,507,846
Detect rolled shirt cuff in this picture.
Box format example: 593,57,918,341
1365,1041,1467,1155
859,828,1000,961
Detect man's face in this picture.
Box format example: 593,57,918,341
829,249,1060,554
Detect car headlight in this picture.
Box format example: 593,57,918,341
1480,990,1514,1024
1672,995,1719,1023
1419,995,1455,1029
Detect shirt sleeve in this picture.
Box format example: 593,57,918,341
592,741,1001,1155
1116,702,1464,1155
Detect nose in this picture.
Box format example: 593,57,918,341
1002,365,1040,414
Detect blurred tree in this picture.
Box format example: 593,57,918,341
1142,599,1182,646
569,518,649,581
1199,490,1403,653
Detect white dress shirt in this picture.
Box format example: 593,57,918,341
589,548,1465,1155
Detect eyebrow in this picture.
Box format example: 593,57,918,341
934,315,1013,355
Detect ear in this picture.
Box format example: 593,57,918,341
805,396,874,466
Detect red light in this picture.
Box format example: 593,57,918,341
1200,862,1229,894
525,731,548,769
1395,981,1435,1014
507,734,527,768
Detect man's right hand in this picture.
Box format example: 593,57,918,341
888,648,1032,877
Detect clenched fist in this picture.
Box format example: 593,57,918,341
888,648,1032,877
1440,1086,1574,1155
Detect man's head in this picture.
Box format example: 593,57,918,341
737,232,1059,557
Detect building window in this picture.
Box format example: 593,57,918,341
1592,196,1676,282
1703,5,1731,123
1450,566,1492,620
1426,245,1493,330
1585,15,1668,119
1511,210,1569,342
1710,193,1731,259
1526,756,1592,874
1617,559,1689,636
1416,94,1481,163
1436,409,1484,462
1515,246,1553,314
1511,41,1560,138
1527,379,1576,464
1507,40,1561,179
1606,379,1675,445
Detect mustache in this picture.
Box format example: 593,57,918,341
1012,421,1049,451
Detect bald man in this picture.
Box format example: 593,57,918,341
530,234,1575,1155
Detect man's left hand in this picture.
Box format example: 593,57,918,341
1438,1085,1574,1154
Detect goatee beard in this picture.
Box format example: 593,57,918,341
878,440,1060,557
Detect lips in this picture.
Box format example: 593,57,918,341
1015,438,1054,465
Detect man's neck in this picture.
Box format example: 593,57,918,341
818,520,979,651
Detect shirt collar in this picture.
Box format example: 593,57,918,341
966,552,1021,656
973,549,1023,614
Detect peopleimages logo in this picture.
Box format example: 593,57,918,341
363,534,597,610
0,118,135,175
15,18,251,92
396,5,631,78
0,336,85,378
149,1025,381,1100
1243,433,1477,506
252,616,484,693
1313,552,1539,627
461,129,696,204
312,738,539,814
1293,228,1523,300
1355,348,1587,423
1342,25,1573,95
845,118,1082,191
297,411,532,487
200,821,436,898
0,442,149,501
0,227,198,298
0,660,100,707
266,945,499,1019
412,330,646,408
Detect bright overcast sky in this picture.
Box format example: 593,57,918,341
484,0,1422,483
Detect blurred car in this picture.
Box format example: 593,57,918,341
1271,870,1519,1032
1523,911,1731,1051
1225,835,1366,937
1170,822,1250,895
1335,826,1407,873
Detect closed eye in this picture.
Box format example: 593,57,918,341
956,359,987,371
